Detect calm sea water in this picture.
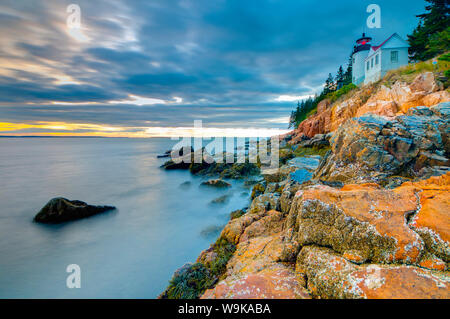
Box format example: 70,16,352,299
0,138,251,298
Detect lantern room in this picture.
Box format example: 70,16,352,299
353,33,372,54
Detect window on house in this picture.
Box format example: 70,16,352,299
391,51,398,63
371,58,374,68
375,54,379,65
367,61,370,70
353,57,355,64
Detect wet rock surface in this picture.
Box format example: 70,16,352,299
201,179,232,188
314,103,450,184
34,198,116,223
210,194,231,205
161,148,260,179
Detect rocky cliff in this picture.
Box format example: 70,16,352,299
162,69,450,299
291,72,449,141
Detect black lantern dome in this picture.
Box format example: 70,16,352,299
353,33,372,54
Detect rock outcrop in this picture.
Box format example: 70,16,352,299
162,71,450,300
200,173,449,299
291,72,449,140
297,245,449,299
34,198,116,223
194,105,449,299
202,211,311,299
314,103,450,184
282,173,450,265
202,263,311,299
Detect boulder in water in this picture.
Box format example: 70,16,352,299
34,198,116,223
200,179,231,188
210,195,231,205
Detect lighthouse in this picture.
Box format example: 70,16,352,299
351,33,372,86
351,32,409,86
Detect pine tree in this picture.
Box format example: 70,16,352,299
427,27,450,57
408,0,450,61
418,0,450,34
335,66,345,89
344,55,353,85
288,110,295,128
324,73,335,94
294,100,304,124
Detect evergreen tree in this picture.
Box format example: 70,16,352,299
294,100,304,124
408,0,450,61
335,65,345,89
288,110,295,128
324,73,335,94
427,26,450,58
344,55,353,85
417,0,450,33
289,97,323,128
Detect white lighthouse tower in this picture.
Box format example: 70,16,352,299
351,33,372,86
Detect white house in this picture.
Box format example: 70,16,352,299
351,33,409,86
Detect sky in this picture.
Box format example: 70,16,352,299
0,0,426,137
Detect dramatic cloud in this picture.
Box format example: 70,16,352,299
0,0,425,136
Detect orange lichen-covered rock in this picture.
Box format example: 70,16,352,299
406,173,450,262
422,90,450,107
355,100,398,118
342,251,367,264
220,209,268,244
295,108,332,139
297,245,450,299
353,266,449,299
284,173,450,265
354,73,443,115
419,256,446,271
194,173,449,300
226,233,285,276
329,91,371,132
317,99,331,114
240,210,284,242
201,265,311,299
409,72,442,93
202,230,311,299
226,212,286,276
286,183,423,263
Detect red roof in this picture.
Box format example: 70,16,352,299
371,33,396,52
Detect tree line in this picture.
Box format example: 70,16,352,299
288,60,353,128
408,0,449,62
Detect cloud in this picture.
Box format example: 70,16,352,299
275,95,315,102
0,0,426,135
108,94,183,106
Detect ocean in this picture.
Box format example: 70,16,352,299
0,137,251,298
